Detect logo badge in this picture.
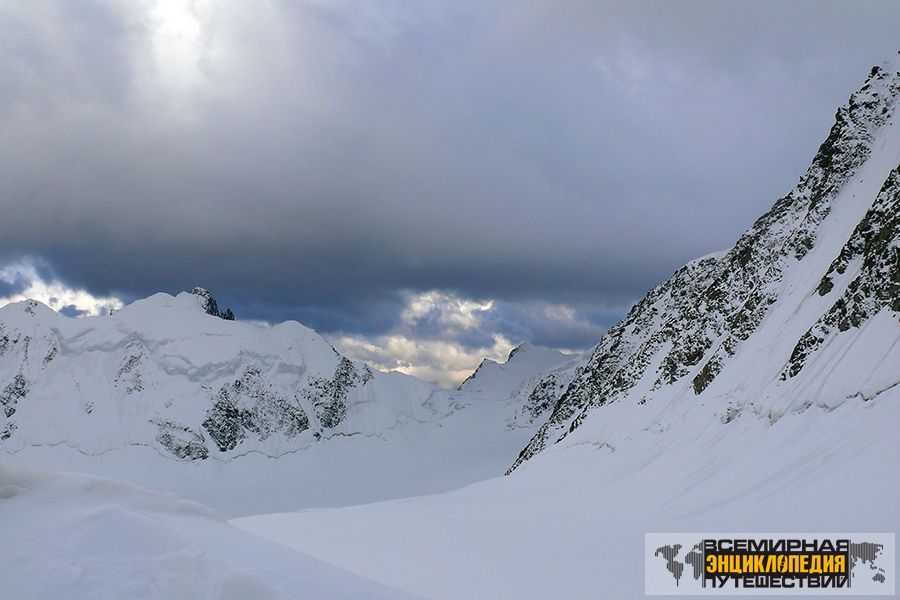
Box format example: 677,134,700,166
645,533,895,595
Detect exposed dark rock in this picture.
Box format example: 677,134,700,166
155,420,209,460
42,346,57,366
114,349,144,394
203,395,250,452
783,167,899,379
202,366,310,452
522,372,570,423
0,421,15,440
190,287,236,320
1,373,28,418
304,357,373,428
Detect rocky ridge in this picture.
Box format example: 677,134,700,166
509,58,900,471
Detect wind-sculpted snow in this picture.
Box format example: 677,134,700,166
0,464,417,600
510,57,900,471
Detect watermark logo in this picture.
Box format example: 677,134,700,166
645,533,894,595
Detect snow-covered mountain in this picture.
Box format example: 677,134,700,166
456,342,584,428
0,288,572,514
458,342,570,394
510,56,900,471
0,288,440,460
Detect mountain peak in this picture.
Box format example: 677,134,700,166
0,299,59,323
457,343,572,395
189,287,235,321
506,342,532,362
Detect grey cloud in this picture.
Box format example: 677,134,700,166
0,1,897,350
330,289,615,387
374,290,621,352
0,276,28,299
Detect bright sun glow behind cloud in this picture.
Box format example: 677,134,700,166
147,0,205,86
335,290,518,388
139,0,223,121
0,259,123,317
337,331,515,389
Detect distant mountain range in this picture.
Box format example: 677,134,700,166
0,287,569,513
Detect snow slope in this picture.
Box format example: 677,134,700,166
0,463,419,600
234,392,899,599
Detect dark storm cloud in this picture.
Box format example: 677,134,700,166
58,304,89,318
1,1,898,348
0,254,57,297
465,299,618,350
0,276,28,299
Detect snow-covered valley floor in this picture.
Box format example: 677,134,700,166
7,399,537,519
4,385,895,599
233,394,900,599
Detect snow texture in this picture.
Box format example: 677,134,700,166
0,463,419,599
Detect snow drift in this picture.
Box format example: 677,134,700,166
0,463,418,599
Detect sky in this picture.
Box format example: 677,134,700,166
0,1,898,386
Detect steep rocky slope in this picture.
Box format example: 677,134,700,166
510,57,900,471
